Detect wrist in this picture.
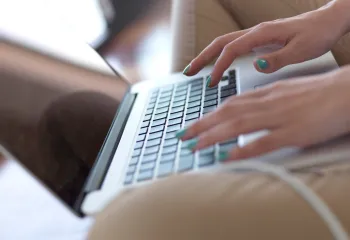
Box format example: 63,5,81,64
326,0,350,34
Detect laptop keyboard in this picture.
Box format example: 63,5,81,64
124,70,238,185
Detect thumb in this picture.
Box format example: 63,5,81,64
254,42,302,73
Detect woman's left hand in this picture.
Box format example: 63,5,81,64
176,66,350,161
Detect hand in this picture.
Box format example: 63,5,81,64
182,0,350,87
176,66,350,161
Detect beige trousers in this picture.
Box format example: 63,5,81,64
89,1,350,239
171,0,350,72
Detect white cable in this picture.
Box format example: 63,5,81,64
227,161,348,240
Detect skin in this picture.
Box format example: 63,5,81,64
179,0,350,160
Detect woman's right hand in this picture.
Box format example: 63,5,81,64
183,0,350,87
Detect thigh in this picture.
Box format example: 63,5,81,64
89,163,350,240
221,0,350,65
171,0,241,72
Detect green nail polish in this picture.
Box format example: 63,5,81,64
256,59,269,70
218,151,229,161
183,64,191,75
206,75,212,88
175,129,187,139
186,138,199,150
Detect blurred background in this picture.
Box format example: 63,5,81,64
1,0,172,82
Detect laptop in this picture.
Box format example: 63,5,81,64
2,38,350,218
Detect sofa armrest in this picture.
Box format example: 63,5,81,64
170,0,241,72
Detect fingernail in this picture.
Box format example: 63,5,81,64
186,138,198,150
256,59,269,70
206,75,212,88
218,151,230,162
175,129,187,139
183,64,191,75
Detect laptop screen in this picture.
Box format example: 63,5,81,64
0,41,129,209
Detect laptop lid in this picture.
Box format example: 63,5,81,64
0,39,130,216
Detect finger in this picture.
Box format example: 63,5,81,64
254,40,304,73
177,100,266,141
209,26,283,86
183,30,249,76
189,112,279,151
223,129,292,161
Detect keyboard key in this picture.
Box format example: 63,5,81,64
220,96,230,102
204,100,217,108
155,107,169,114
157,162,174,177
221,89,236,98
144,146,160,155
204,94,217,101
137,170,154,182
126,165,137,174
141,121,150,128
145,109,153,115
160,91,172,97
180,148,192,156
124,174,133,185
142,154,158,163
221,84,236,91
188,95,201,103
136,134,146,142
157,101,170,109
190,89,202,97
160,153,176,163
198,154,215,167
144,114,152,121
146,138,162,148
170,112,183,119
154,112,167,120
229,70,236,76
199,146,215,155
222,75,229,81
184,119,197,126
152,118,166,127
167,124,181,133
191,85,202,91
168,118,182,126
171,106,184,114
159,96,172,104
132,148,142,157
134,141,144,150
162,145,178,155
151,91,159,97
188,101,201,108
150,125,164,134
205,88,218,96
219,139,238,152
174,89,187,97
174,95,186,102
162,85,174,92
178,156,194,172
163,138,179,147
173,100,186,108
191,78,203,86
165,132,176,140
140,161,156,171
148,131,163,140
149,97,157,103
176,85,188,92
130,156,139,165
185,112,200,121
206,85,218,90
147,103,156,110
139,127,148,135
187,106,200,114
203,106,216,114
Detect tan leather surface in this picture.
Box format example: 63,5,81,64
89,163,350,240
